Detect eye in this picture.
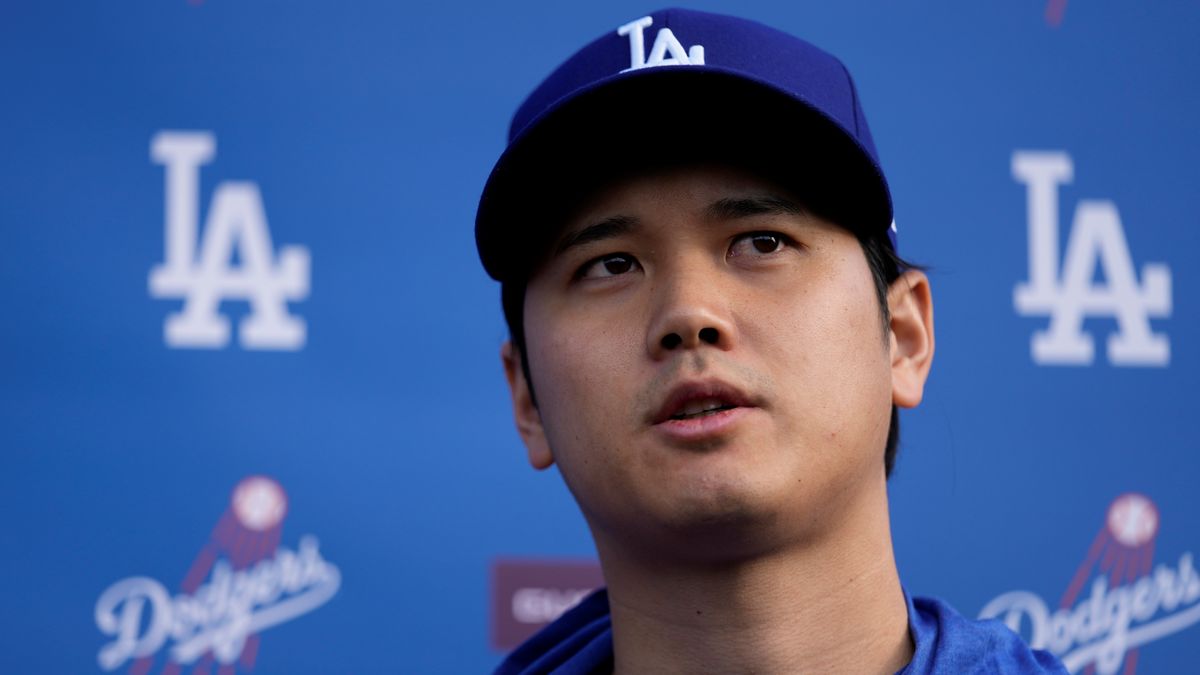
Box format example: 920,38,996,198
728,232,790,258
577,253,640,280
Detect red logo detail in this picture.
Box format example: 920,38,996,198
1046,0,1068,27
129,476,288,675
1060,493,1159,675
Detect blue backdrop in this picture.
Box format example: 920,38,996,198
2,1,1197,672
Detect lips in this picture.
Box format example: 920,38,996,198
650,381,757,426
670,397,736,420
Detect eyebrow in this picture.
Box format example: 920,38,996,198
552,195,806,257
705,195,808,220
555,214,640,256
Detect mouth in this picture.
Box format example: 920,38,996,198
651,381,758,426
666,398,739,421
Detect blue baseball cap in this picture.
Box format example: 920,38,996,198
476,7,894,282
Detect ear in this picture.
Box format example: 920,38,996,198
501,341,555,470
887,269,935,408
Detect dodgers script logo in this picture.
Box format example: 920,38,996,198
979,494,1200,674
1012,151,1171,366
149,131,311,350
617,15,705,72
95,477,340,673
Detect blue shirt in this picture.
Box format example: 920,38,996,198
495,588,1067,674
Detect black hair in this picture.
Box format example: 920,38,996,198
500,225,920,479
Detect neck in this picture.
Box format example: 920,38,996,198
595,479,912,675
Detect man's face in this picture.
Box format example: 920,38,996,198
507,165,923,561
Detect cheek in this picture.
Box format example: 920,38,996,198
522,298,650,521
523,296,638,457
748,255,892,457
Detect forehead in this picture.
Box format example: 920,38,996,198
567,164,790,221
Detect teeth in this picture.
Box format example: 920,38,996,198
673,398,728,419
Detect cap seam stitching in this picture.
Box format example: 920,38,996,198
839,60,861,137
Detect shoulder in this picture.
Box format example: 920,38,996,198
494,588,613,675
903,594,1068,675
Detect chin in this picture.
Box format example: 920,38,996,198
640,482,788,557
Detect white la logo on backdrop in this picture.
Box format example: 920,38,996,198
617,16,705,72
148,131,310,350
1012,151,1171,366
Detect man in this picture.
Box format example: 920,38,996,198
476,8,1066,674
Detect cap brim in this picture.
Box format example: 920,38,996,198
476,66,892,282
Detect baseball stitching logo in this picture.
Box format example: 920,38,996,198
979,493,1200,674
94,477,340,673
1012,151,1171,366
149,131,311,351
1045,0,1069,27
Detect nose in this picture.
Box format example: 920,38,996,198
646,262,736,359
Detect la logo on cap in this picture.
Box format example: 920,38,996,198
618,16,705,72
